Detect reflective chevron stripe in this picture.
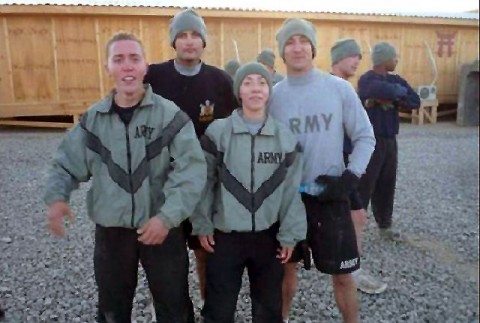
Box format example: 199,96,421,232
80,110,190,194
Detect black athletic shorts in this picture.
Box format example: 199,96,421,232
291,194,360,275
181,219,202,250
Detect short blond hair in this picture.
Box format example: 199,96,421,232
105,31,145,59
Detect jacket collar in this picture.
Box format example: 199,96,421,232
93,84,155,114
231,109,276,136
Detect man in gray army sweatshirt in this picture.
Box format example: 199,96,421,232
269,19,375,323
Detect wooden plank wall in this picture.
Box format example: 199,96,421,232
0,6,478,122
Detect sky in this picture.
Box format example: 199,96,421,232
159,0,479,14
1,0,479,13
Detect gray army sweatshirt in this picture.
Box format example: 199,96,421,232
269,68,375,182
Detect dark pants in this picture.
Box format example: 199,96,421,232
358,136,398,229
180,219,200,321
94,225,194,323
202,225,283,323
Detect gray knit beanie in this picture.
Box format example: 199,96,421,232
256,49,276,68
371,42,397,66
276,18,317,59
224,59,240,78
330,38,362,65
233,62,272,102
169,9,207,47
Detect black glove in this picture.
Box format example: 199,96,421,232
315,170,359,202
342,169,360,191
315,175,344,201
349,189,364,211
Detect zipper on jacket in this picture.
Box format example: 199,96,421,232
124,124,136,227
250,134,256,232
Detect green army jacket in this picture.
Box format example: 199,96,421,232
44,85,206,229
191,110,306,247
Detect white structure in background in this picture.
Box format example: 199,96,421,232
416,41,438,100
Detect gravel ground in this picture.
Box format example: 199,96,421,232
0,122,478,323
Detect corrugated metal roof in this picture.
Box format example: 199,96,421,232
1,0,479,20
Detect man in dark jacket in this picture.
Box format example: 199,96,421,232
357,42,420,242
143,8,236,316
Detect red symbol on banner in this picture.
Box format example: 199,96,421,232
436,31,457,58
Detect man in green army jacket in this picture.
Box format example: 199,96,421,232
43,32,206,323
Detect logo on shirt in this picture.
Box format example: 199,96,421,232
288,113,333,134
134,125,154,139
199,100,215,123
339,257,359,269
257,152,283,164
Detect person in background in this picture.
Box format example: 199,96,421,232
224,59,240,79
192,62,306,323
330,38,387,295
357,42,420,242
256,48,285,85
44,32,206,322
269,18,375,323
143,8,236,314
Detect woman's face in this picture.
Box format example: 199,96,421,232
239,74,270,113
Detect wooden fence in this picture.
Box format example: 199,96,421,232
0,5,478,127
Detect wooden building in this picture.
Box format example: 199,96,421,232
0,3,478,127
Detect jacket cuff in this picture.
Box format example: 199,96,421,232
155,214,175,230
277,237,296,248
43,194,68,206
192,225,214,236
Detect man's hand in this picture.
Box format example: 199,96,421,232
277,246,294,264
137,216,169,245
47,201,75,237
199,235,215,253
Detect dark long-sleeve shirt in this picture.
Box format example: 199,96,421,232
144,59,236,138
358,70,420,137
